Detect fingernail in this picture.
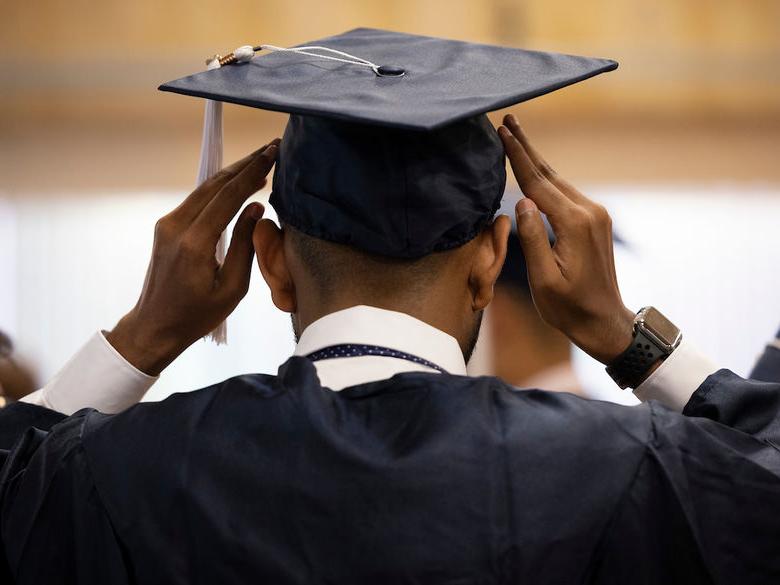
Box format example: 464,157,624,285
249,203,264,220
498,126,511,137
265,144,278,156
516,198,537,216
508,114,519,128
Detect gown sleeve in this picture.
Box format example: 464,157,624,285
0,411,131,585
0,402,65,450
590,369,780,584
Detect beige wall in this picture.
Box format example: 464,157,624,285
3,0,778,111
2,1,779,191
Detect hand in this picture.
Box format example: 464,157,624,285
106,140,280,375
498,115,634,364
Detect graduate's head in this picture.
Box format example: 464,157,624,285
252,114,510,361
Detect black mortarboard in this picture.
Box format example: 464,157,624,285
160,27,617,259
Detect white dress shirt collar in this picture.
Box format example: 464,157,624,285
293,305,467,390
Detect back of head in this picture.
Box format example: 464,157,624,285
257,113,512,356
284,225,455,308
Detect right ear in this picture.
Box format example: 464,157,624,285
253,219,297,313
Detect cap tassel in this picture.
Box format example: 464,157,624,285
197,56,227,343
195,47,255,344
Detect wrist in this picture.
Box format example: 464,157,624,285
600,306,637,364
570,306,635,365
105,312,184,376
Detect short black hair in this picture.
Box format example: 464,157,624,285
285,226,452,303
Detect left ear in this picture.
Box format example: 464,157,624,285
468,214,511,311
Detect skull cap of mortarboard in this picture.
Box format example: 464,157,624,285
160,27,618,258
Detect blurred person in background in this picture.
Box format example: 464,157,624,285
750,326,780,382
0,329,63,447
486,198,628,396
0,330,37,406
0,330,60,450
487,197,583,395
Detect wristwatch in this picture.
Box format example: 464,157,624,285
606,307,682,389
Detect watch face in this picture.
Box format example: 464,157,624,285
641,307,681,348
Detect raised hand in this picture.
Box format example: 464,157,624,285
498,115,634,364
106,140,280,375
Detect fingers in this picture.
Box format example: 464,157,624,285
502,115,597,209
168,142,274,224
218,202,264,300
193,140,280,239
498,126,573,218
504,115,555,178
514,198,560,290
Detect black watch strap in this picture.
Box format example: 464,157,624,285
606,330,667,389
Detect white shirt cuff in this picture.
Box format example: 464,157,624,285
633,337,718,411
21,331,157,415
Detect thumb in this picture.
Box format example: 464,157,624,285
515,198,559,290
219,202,264,299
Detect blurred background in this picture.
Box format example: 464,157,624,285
1,1,778,401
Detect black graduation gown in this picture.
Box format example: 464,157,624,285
1,357,779,584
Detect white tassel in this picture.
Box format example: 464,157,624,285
196,47,256,344
197,57,228,344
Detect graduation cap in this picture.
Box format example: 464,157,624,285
160,27,617,341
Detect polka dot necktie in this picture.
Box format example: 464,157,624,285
305,344,447,374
